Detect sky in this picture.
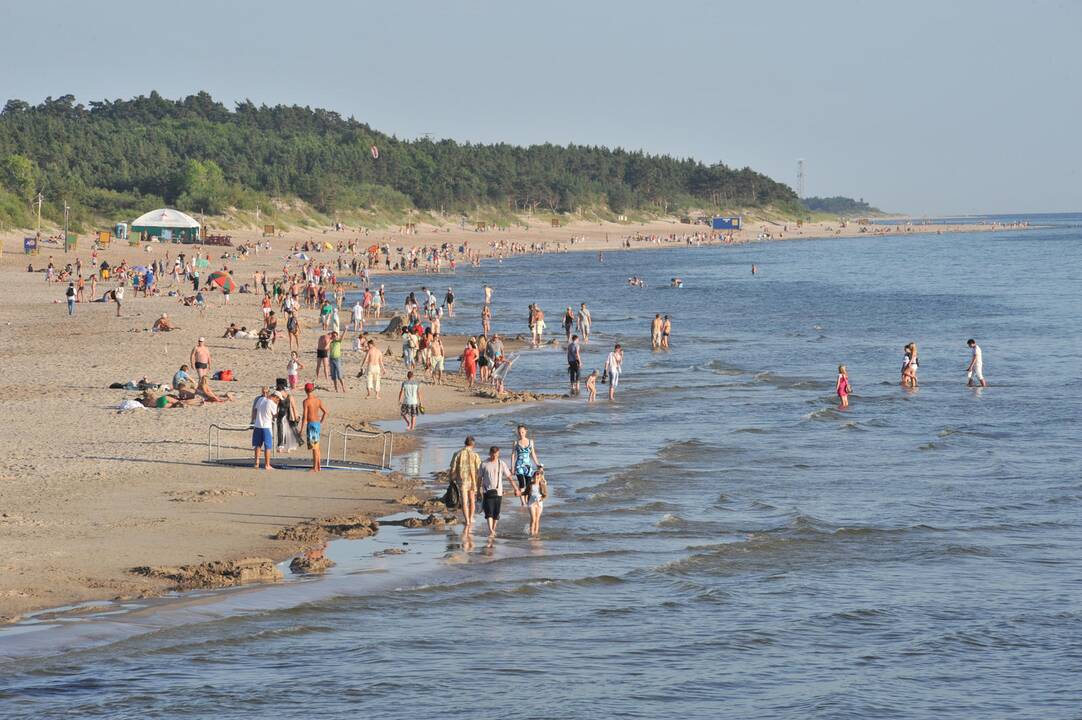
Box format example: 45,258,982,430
3,0,1080,215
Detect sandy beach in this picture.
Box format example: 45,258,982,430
0,214,1020,622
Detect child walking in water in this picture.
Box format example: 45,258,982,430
585,370,598,402
836,364,852,409
527,466,548,536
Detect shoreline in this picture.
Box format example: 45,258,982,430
0,399,532,659
0,214,1029,624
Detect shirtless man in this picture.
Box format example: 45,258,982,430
190,337,211,379
483,284,493,305
430,333,446,385
577,303,592,344
301,382,328,472
153,313,177,332
363,339,384,399
651,314,663,350
661,315,671,350
315,331,331,379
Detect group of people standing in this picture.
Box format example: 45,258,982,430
835,338,989,409
447,425,548,538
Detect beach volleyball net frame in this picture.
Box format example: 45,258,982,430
206,423,394,471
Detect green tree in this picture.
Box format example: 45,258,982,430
0,154,37,201
176,159,227,213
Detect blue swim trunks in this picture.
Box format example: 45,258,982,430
306,421,321,448
252,427,273,450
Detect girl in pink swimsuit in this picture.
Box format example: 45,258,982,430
836,364,851,409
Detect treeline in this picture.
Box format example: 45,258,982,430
0,91,800,227
801,195,881,216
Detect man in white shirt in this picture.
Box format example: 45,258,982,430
251,387,278,470
966,339,987,387
479,446,519,537
605,343,624,401
352,300,364,331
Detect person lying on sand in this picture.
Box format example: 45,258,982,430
197,375,235,402
138,389,202,409
152,313,178,332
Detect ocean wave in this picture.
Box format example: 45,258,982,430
753,371,827,390
698,359,745,376
804,407,841,421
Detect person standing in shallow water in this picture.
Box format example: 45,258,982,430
527,465,548,536
512,424,541,507
479,446,518,538
449,436,482,533
966,338,987,387
577,303,592,344
567,334,582,395
605,344,623,401
836,364,852,409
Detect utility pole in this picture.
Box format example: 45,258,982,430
35,192,44,238
63,201,70,252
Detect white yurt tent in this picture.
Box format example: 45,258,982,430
131,208,201,242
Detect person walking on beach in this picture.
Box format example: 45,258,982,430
65,282,75,315
479,446,518,538
190,338,211,379
301,382,328,472
251,387,278,471
287,311,301,351
567,334,582,395
113,282,124,317
363,339,384,399
315,331,331,379
462,339,478,388
605,344,623,401
966,339,987,387
836,364,852,409
512,424,541,507
399,370,422,430
527,465,548,536
286,351,304,389
328,331,346,392
430,333,445,385
449,436,482,533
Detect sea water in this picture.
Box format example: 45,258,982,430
1,214,1080,718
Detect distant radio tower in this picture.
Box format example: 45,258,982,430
796,159,806,199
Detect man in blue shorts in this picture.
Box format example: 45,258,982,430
251,386,278,470
302,382,328,472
